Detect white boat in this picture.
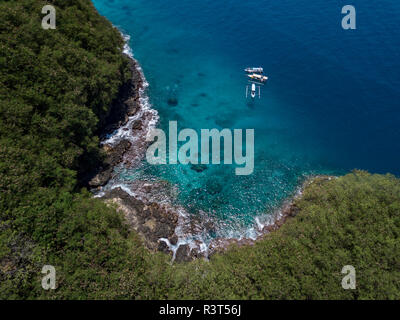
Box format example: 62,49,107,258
247,73,268,83
244,66,266,98
246,82,260,99
245,67,264,74
251,83,256,98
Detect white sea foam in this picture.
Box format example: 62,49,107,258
102,31,159,153
255,217,264,231
122,34,134,58
159,238,191,262
109,183,136,197
93,191,105,199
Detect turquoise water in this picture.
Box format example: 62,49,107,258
93,1,400,237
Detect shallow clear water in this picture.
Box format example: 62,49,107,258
92,0,400,238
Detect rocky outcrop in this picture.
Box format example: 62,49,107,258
103,188,179,252
87,54,143,188
167,97,178,107
88,140,132,188
99,54,142,138
131,119,143,130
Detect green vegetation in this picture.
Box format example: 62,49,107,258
0,0,137,298
166,173,400,300
1,0,399,300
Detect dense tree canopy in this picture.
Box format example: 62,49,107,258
0,1,399,300
0,0,135,298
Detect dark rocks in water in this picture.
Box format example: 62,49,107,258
131,119,143,130
167,97,179,106
190,164,208,173
199,92,207,98
205,180,223,195
106,140,131,167
198,72,206,77
166,48,179,55
125,97,139,116
191,103,199,107
189,214,216,236
88,140,131,188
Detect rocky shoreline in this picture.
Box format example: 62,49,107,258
98,175,333,262
88,54,143,188
89,48,333,262
102,187,179,252
87,52,186,258
207,176,335,256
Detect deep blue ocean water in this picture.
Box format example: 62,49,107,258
92,0,400,238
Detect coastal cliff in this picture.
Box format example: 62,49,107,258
86,54,142,188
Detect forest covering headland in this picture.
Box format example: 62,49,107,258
0,0,399,299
